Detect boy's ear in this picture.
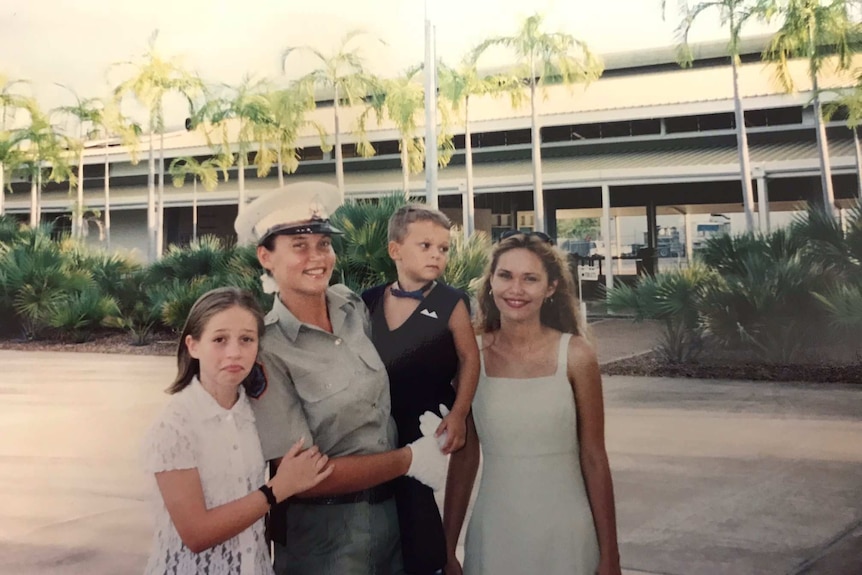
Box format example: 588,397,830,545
388,240,401,260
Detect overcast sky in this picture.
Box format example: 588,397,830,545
1,0,779,127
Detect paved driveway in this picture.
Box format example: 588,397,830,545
0,350,860,575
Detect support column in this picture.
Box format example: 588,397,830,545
755,168,770,233
684,211,693,265
423,4,438,208
601,184,613,290
461,188,469,240
646,199,658,275
546,194,558,241
614,215,622,275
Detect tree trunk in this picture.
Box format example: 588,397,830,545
530,79,545,233
401,138,410,198
334,85,345,201
464,96,475,237
37,170,42,224
731,55,756,231
76,152,84,240
277,147,284,187
193,178,198,243
812,79,836,213
157,128,165,256
147,126,156,261
809,20,836,216
238,152,246,212
854,127,862,199
30,176,38,227
104,144,111,249
0,162,5,217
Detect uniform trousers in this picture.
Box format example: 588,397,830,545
273,497,405,575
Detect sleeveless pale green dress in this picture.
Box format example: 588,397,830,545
464,333,600,575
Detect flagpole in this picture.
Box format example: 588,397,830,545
424,0,439,208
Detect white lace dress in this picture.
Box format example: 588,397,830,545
142,378,273,575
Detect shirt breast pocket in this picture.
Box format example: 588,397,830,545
292,366,351,403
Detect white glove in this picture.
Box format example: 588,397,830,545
419,406,449,450
406,432,448,491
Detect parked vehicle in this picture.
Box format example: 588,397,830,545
692,215,731,251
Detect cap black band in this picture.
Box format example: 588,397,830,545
259,218,344,244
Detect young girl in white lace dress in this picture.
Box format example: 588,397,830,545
142,287,333,575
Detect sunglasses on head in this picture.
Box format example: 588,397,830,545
499,230,554,244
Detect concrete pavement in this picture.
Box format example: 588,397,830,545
0,335,860,574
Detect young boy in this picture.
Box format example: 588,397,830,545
361,204,480,575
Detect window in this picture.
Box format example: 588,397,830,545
374,140,400,155
665,112,734,134
298,146,324,161
745,107,803,127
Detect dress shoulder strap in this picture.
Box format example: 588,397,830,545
557,333,573,374
477,335,486,377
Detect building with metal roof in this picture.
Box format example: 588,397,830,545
5,35,861,274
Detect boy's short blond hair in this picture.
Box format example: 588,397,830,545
388,204,452,243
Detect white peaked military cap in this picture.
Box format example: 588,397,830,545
234,181,344,245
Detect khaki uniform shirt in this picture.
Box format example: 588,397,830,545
252,284,397,461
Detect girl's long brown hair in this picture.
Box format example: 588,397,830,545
168,287,265,394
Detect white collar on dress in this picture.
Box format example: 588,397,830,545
184,377,256,424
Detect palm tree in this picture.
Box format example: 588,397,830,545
283,30,381,200
0,130,25,217
1,74,29,130
113,31,203,260
367,65,426,196
663,0,771,232
16,103,73,227
168,155,229,242
0,76,31,217
823,70,862,197
764,0,857,215
264,86,328,187
470,13,603,233
438,58,522,236
195,76,275,213
96,99,142,249
53,86,104,239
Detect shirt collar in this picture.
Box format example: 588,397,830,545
269,286,352,342
186,377,256,424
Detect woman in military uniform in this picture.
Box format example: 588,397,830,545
235,182,447,575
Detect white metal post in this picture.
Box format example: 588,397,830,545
424,1,438,208
754,167,770,233
601,184,613,291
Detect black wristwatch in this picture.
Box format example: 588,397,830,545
258,484,277,507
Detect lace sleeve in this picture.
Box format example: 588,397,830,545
142,406,197,474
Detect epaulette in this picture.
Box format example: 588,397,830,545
264,309,279,327
330,283,362,304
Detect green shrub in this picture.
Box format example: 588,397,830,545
331,196,405,292
47,286,119,343
140,236,271,331
606,264,716,362
0,231,91,339
442,229,490,295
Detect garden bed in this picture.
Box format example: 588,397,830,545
603,348,862,384
0,331,176,357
